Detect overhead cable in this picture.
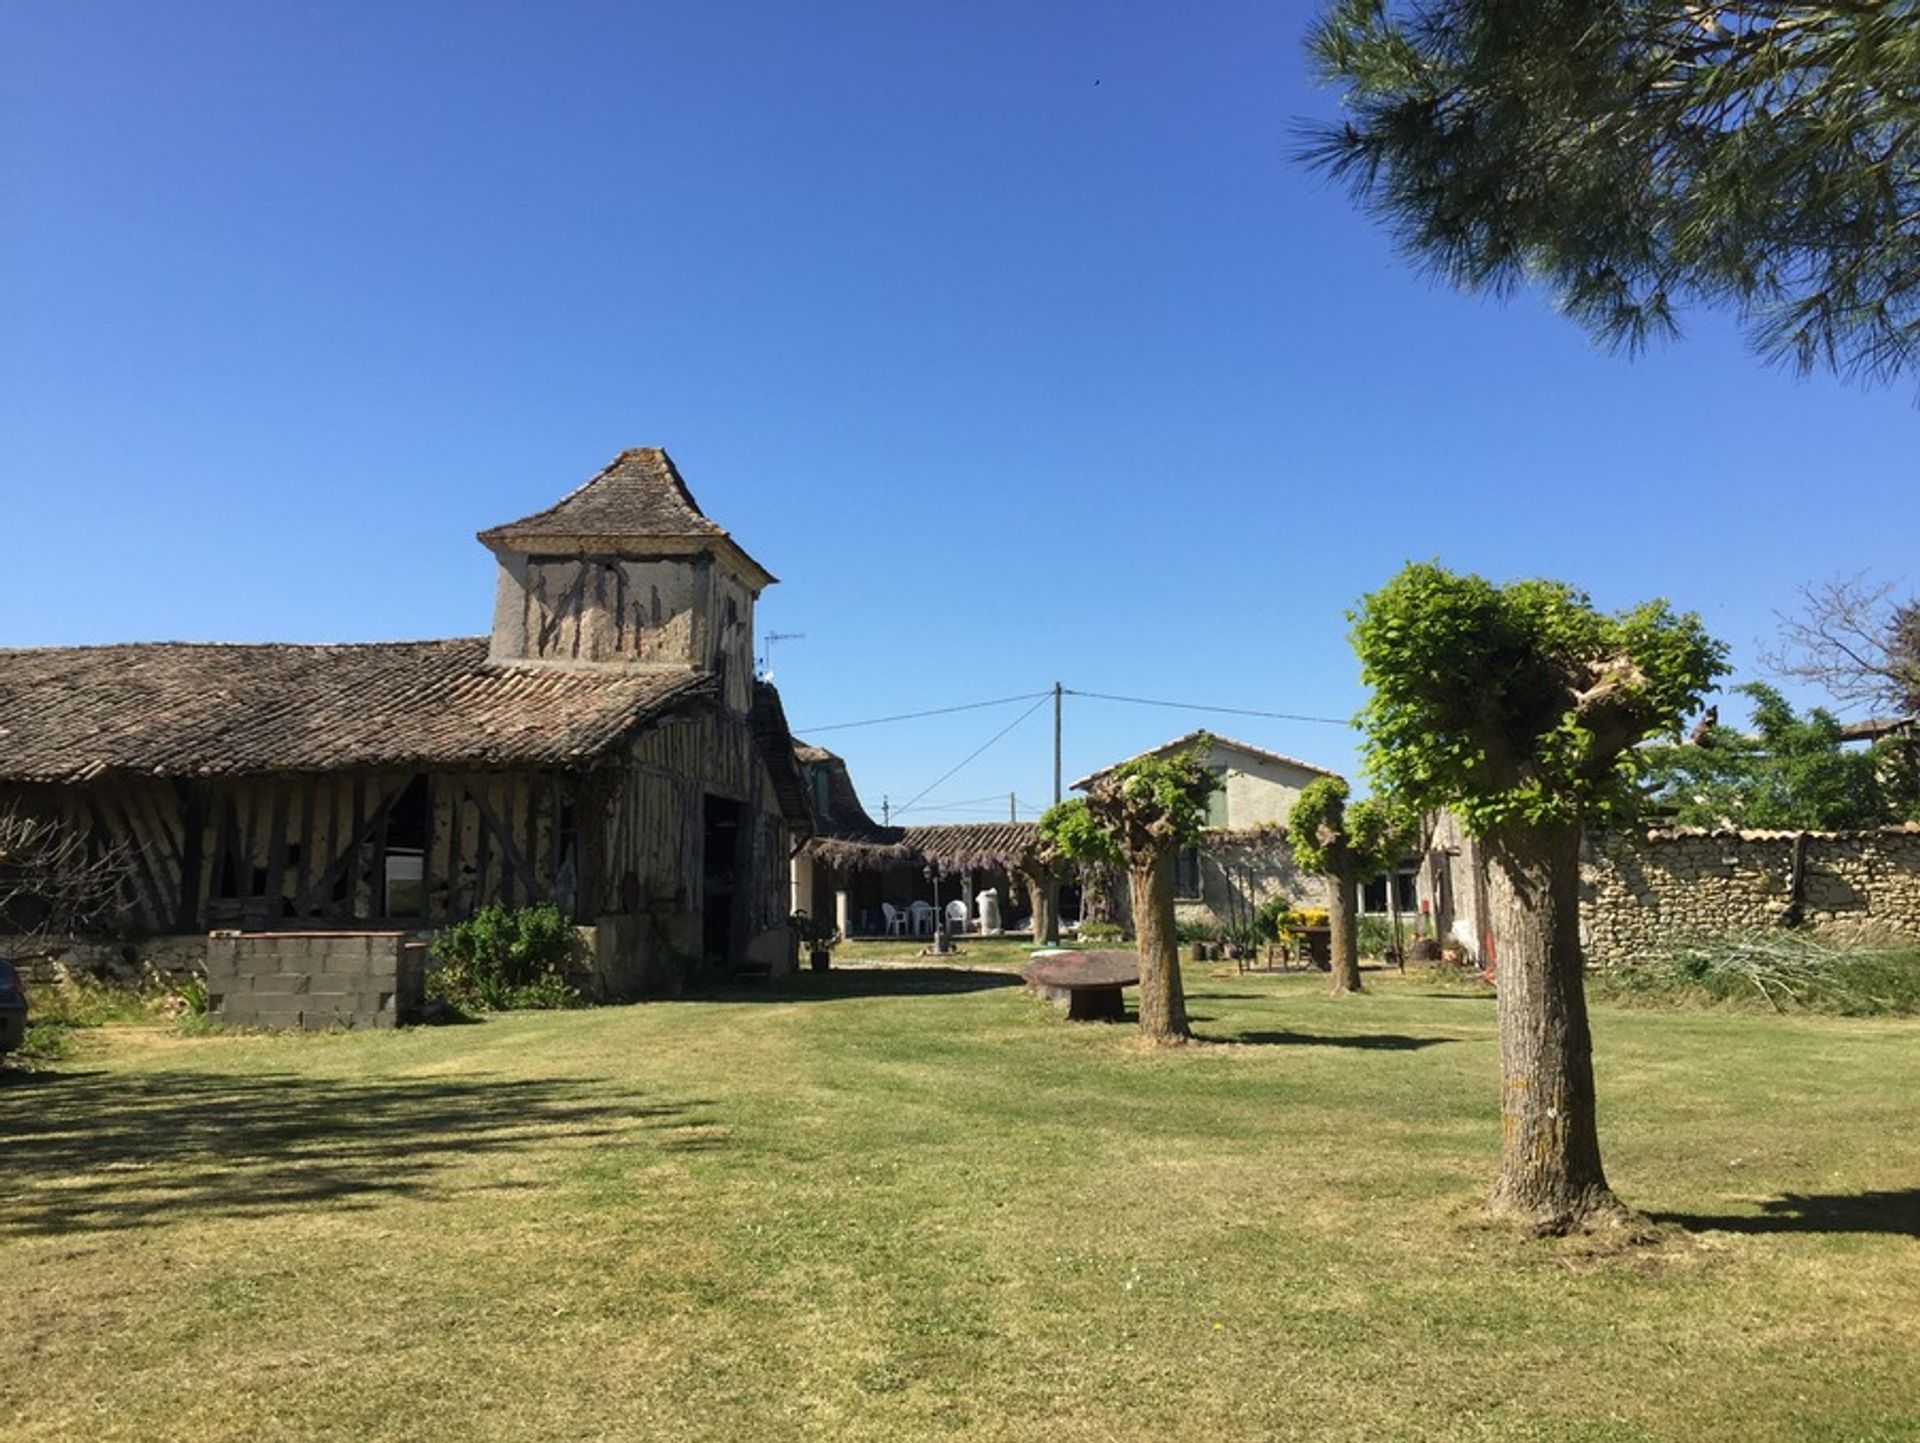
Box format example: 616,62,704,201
895,694,1052,817
1063,688,1353,727
796,690,1051,735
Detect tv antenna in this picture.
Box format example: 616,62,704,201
757,631,805,681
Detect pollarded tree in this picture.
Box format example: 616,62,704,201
1351,563,1725,1231
1288,778,1416,994
1304,0,1920,386
1044,746,1220,1044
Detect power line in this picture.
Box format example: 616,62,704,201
895,693,1052,817
796,690,1051,735
1063,688,1353,727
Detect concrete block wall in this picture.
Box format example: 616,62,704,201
206,931,426,1029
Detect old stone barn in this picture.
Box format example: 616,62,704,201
0,448,811,996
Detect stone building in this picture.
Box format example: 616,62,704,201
1072,732,1338,932
0,447,812,998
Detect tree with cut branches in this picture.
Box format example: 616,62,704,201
1764,575,1920,718
1043,747,1219,1044
1304,0,1920,386
0,803,130,956
1352,563,1725,1231
1288,778,1416,994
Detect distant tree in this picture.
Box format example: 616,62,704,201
1352,563,1725,1231
1287,779,1416,993
1641,681,1901,829
1046,746,1220,1044
1764,576,1920,718
1303,0,1920,385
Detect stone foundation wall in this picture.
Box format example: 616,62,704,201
1582,826,1920,966
1,934,208,988
206,931,426,1029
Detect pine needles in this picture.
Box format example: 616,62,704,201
1596,931,1920,1015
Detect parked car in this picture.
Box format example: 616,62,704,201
0,961,27,1054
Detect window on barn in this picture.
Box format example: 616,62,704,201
382,775,430,918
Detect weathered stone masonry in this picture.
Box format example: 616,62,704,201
1580,825,1920,966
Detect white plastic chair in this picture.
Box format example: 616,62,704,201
881,902,907,936
945,899,970,935
909,900,936,936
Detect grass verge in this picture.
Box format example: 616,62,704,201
1,966,1915,1442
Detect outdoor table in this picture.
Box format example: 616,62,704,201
1020,949,1139,1022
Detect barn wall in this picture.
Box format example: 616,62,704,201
593,708,793,985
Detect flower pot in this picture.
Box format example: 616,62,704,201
810,949,831,972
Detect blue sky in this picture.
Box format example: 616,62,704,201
4,2,1914,825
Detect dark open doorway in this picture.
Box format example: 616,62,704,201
702,794,741,966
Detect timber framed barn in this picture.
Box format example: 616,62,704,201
0,447,812,993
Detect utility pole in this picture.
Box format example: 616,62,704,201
882,795,890,825
1009,792,1017,822
1052,681,1063,806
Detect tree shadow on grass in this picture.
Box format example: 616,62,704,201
1651,1188,1920,1237
1227,1029,1459,1051
694,967,1025,1003
0,1067,709,1238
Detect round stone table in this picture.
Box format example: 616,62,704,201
1020,949,1139,1022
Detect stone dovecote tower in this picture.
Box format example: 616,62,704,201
478,448,775,715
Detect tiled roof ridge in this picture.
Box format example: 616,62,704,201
477,447,726,544
1072,729,1340,789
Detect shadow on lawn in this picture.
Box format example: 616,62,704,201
697,966,1025,1002
1652,1188,1920,1237
0,1067,707,1237
1228,1029,1458,1051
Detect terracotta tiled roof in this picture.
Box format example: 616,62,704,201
1071,730,1340,790
901,821,1039,872
0,638,714,782
477,447,776,587
750,683,814,836
479,448,723,545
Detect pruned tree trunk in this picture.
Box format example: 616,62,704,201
1024,870,1061,944
1483,816,1631,1232
1327,865,1361,994
1128,849,1190,1044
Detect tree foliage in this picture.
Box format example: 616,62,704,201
1303,0,1920,385
1640,681,1906,829
1351,562,1727,832
1081,744,1220,861
1288,776,1416,880
1037,797,1121,868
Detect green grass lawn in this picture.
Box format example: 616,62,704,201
3,963,1916,1443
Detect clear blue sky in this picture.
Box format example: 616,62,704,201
4,2,1914,824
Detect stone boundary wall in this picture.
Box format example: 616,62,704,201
206,930,426,1029
1582,826,1920,967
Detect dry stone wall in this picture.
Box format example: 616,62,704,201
1581,825,1920,966
206,930,425,1029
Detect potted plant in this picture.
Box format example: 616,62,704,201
791,912,838,972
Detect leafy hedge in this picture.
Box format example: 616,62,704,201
428,904,583,1013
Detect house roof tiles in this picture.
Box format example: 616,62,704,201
477,447,776,588
0,637,715,782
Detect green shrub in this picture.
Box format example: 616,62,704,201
1356,915,1405,959
429,904,583,1013
1253,896,1298,941
1076,920,1124,943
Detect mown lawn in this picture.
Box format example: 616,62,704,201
2,961,1916,1443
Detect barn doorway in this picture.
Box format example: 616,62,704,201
702,794,741,966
